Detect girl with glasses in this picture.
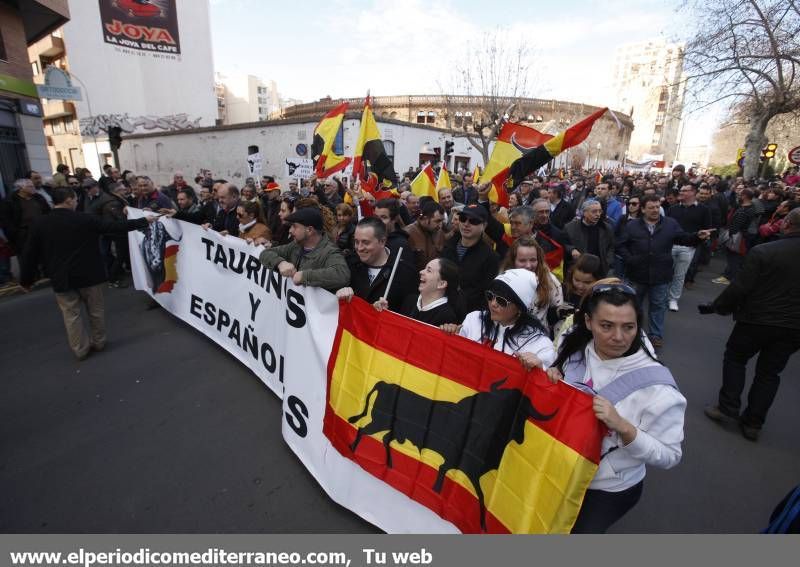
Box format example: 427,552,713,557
547,280,686,533
441,269,556,371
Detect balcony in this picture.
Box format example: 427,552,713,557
36,34,65,58
42,100,74,119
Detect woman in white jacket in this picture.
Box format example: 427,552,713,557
547,280,686,533
441,269,557,370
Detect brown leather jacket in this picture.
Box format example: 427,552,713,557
404,222,445,272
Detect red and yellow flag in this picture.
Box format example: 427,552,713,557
353,95,397,186
324,298,605,534
479,122,553,208
311,102,351,178
508,108,608,183
410,163,437,201
436,162,451,191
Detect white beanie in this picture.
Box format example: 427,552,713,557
493,269,538,310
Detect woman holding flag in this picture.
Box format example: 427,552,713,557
547,281,686,533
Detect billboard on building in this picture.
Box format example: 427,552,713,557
99,0,181,56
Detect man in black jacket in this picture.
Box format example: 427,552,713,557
0,179,50,274
172,182,240,236
563,199,615,276
336,217,417,311
547,184,575,229
21,187,154,359
666,184,711,309
440,204,499,317
616,195,711,347
703,208,800,441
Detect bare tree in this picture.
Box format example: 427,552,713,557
442,29,534,164
682,0,800,178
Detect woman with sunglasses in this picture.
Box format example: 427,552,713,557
233,201,271,242
547,281,686,533
442,269,556,370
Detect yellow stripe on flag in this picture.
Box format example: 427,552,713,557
410,164,437,201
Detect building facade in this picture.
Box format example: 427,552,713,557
281,95,634,168
0,0,69,194
28,27,83,173
215,73,280,125
612,39,685,163
709,113,800,174
58,0,217,176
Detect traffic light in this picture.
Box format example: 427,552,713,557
761,143,778,160
444,140,454,158
108,126,123,151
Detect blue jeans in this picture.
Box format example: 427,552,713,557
632,282,669,340
668,245,695,302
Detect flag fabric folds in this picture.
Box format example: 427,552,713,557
508,108,608,184
479,122,553,208
410,164,437,201
436,163,451,191
324,298,605,534
311,102,351,178
353,96,397,186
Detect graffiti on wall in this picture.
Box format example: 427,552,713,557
80,113,203,136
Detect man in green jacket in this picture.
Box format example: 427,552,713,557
259,207,350,293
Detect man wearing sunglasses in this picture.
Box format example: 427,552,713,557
440,204,499,317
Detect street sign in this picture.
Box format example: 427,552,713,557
36,67,82,101
789,146,800,165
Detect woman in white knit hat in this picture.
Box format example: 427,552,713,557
441,268,557,370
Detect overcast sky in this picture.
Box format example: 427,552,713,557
209,0,717,146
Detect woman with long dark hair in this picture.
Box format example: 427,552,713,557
401,258,460,325
547,281,686,533
441,269,556,370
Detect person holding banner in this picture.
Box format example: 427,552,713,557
442,269,556,371
258,207,350,292
20,187,157,360
547,281,686,533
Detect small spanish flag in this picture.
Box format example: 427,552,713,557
324,298,605,533
509,108,607,183
311,102,351,178
479,122,553,208
472,166,481,184
157,244,179,293
353,95,397,186
436,162,451,191
410,163,437,201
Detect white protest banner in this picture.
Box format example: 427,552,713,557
284,157,314,179
247,152,263,177
126,211,457,533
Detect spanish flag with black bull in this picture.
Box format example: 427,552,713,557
324,298,606,533
311,102,351,178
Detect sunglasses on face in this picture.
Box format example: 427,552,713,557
485,290,512,308
458,214,483,226
628,201,639,206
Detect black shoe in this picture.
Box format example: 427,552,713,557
704,405,739,425
739,422,761,441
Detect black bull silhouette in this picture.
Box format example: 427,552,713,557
347,378,557,531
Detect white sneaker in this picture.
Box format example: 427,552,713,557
668,300,679,312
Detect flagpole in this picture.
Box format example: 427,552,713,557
382,248,403,302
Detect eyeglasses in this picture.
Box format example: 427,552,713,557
485,290,512,308
590,283,637,297
628,201,639,206
458,214,483,226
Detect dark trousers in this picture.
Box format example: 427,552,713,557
686,240,710,282
723,248,744,281
719,322,800,429
571,481,643,534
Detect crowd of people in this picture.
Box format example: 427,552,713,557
3,158,800,532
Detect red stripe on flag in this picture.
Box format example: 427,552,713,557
333,299,602,464
323,411,512,534
561,108,607,149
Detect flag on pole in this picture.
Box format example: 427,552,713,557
479,122,553,208
508,108,608,183
472,166,481,184
436,162,451,191
311,102,351,178
324,298,606,533
410,164,437,201
353,94,397,186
